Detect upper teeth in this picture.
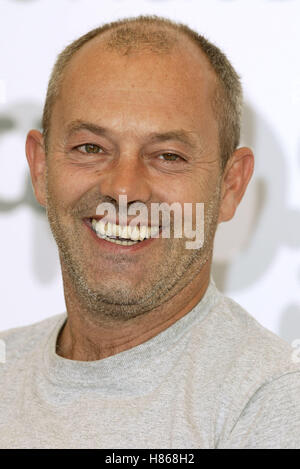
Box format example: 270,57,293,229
91,219,159,241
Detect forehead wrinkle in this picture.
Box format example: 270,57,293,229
64,120,111,139
145,130,200,152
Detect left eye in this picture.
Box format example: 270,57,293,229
158,153,181,162
76,144,103,154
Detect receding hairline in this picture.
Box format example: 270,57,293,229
42,15,243,170
58,22,217,94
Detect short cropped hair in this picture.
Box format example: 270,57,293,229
42,15,243,171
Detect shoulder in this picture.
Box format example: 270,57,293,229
197,286,300,445
0,314,66,362
207,289,299,378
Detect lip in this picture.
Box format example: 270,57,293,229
83,218,160,253
85,215,160,229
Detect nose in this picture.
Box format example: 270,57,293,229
99,154,152,205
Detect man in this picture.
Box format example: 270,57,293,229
1,15,299,449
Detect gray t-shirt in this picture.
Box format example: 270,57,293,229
1,279,300,449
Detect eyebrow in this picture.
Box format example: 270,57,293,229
64,120,199,150
147,130,198,150
65,120,109,140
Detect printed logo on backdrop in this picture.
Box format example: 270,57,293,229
0,100,44,214
0,99,58,285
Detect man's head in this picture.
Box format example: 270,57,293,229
26,16,254,321
42,15,243,172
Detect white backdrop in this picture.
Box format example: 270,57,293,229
0,0,299,344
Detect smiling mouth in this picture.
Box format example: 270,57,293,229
86,217,161,246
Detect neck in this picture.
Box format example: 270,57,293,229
56,260,212,361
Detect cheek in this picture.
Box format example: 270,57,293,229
157,179,209,206
150,170,197,202
46,160,89,210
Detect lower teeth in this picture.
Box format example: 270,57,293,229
105,237,139,246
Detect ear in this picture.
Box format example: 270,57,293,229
25,130,47,208
218,147,254,223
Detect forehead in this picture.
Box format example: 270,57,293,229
54,32,218,139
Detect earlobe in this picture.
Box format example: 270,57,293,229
218,147,254,224
25,130,47,208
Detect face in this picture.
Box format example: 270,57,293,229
42,38,222,320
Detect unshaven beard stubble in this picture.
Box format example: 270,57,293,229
45,173,222,322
